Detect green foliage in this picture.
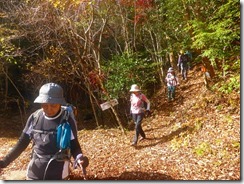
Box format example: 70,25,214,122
170,137,182,151
194,119,203,131
153,0,192,51
231,141,240,149
0,0,240,113
194,142,211,157
102,52,157,99
216,105,223,111
213,74,240,94
191,0,240,62
0,38,18,65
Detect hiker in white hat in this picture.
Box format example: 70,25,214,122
0,83,88,180
129,84,151,146
165,67,179,102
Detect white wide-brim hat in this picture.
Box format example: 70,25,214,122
129,84,141,92
168,67,174,72
34,83,66,105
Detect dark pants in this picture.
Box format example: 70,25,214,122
167,86,176,100
132,113,145,144
181,64,188,80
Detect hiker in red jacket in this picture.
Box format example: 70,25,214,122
0,83,88,180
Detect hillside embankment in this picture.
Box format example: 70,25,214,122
0,65,240,180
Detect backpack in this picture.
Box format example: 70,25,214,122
31,106,73,179
65,103,78,117
181,54,188,66
166,73,177,86
140,94,148,110
56,110,71,150
130,93,148,110
32,107,72,151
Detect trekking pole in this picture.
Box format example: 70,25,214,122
78,164,87,180
77,156,89,180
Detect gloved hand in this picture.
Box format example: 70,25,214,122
78,156,89,168
77,156,89,180
145,110,151,117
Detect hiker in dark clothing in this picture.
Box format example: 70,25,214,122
178,50,189,80
0,83,88,180
129,84,150,146
185,50,192,69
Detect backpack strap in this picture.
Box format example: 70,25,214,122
30,107,72,180
63,108,70,121
173,74,177,84
31,107,71,149
139,93,148,110
32,109,43,127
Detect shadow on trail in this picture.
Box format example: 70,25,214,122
144,122,173,132
135,125,194,150
71,171,174,180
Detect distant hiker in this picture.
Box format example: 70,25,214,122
201,64,212,89
165,67,179,102
0,83,88,180
177,50,189,80
129,84,150,146
185,50,192,69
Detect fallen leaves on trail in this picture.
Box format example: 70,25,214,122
0,68,240,180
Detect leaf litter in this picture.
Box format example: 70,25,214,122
0,67,240,180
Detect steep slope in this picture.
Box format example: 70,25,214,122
0,65,240,180
70,67,240,180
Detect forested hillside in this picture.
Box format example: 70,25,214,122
0,0,240,181
0,0,240,127
0,64,240,180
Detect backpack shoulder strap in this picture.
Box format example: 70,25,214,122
31,109,58,135
32,109,43,127
139,93,148,108
62,107,70,121
57,108,72,150
139,93,143,101
174,76,177,84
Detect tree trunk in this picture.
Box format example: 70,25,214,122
169,52,177,70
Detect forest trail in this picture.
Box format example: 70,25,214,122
0,65,240,180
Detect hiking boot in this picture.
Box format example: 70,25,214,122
139,137,146,142
131,142,137,146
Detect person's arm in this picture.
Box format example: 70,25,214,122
174,76,179,86
70,138,82,159
178,55,181,65
0,133,31,168
142,94,150,111
68,116,87,171
165,74,169,82
70,132,88,179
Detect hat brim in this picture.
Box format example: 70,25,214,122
129,89,141,92
34,95,66,105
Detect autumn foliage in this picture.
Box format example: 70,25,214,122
0,66,240,180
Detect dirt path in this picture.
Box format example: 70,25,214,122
0,67,240,180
